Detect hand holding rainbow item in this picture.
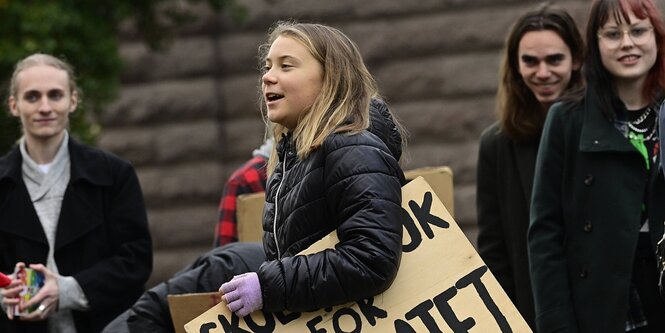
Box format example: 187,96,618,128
13,267,45,316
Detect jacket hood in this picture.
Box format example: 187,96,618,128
369,98,403,161
252,138,274,159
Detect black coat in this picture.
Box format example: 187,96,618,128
259,100,405,312
660,104,665,298
0,139,153,333
528,96,665,333
476,122,536,329
661,102,665,170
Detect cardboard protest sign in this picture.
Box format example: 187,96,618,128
237,192,266,242
168,292,221,333
404,166,454,217
185,177,531,332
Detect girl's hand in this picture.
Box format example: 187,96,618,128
220,272,263,317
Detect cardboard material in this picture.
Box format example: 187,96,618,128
404,165,454,217
168,292,221,333
184,177,531,333
236,192,265,242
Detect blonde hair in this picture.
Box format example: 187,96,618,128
8,53,80,101
259,21,379,173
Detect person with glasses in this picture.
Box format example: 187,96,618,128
528,0,665,331
476,3,583,330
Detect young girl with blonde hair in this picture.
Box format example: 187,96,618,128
220,21,406,317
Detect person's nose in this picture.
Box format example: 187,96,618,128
38,96,52,113
535,63,551,80
262,69,277,85
619,30,635,49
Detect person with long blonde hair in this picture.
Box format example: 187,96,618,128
218,21,406,317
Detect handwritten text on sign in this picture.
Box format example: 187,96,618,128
185,177,531,333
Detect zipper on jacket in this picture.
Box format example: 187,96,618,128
273,151,287,259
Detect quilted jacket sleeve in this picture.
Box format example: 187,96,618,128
259,133,403,312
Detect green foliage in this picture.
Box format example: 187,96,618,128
0,0,245,154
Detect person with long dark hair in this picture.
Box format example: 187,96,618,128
528,0,665,331
476,3,583,329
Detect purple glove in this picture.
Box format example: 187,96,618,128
220,272,263,317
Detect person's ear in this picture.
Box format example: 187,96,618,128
69,90,78,113
8,96,19,117
573,59,582,71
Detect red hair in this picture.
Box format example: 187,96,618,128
620,0,665,99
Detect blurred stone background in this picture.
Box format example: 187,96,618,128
96,0,611,286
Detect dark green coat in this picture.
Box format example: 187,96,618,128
528,96,665,333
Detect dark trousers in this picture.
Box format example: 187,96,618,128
102,242,266,333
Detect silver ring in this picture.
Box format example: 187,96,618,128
37,304,46,312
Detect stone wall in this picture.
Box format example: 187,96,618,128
100,0,594,286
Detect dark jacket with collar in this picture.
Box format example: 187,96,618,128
476,122,536,329
660,103,665,298
0,138,152,333
528,94,665,333
259,99,405,312
661,102,665,171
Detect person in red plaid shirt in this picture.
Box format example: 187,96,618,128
213,139,273,246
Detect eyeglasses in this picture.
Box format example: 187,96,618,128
598,25,654,48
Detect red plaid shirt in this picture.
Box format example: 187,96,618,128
214,155,268,246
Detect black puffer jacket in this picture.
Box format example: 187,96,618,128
259,99,405,312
